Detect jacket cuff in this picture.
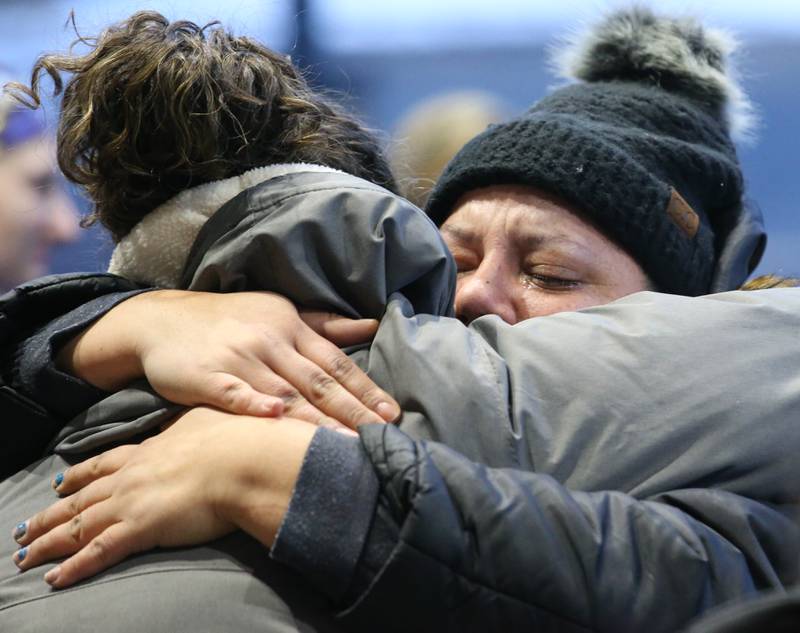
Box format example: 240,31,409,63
14,289,153,419
270,426,383,603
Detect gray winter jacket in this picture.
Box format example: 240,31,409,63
1,169,799,633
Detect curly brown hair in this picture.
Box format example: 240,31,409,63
8,12,396,241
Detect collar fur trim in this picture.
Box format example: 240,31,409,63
108,163,346,288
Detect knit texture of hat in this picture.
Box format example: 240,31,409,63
426,7,757,296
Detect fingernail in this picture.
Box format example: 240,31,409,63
335,428,359,437
262,400,282,416
376,402,400,422
14,547,27,565
44,566,60,586
12,522,27,542
52,472,64,489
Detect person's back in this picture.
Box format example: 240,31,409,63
0,11,400,633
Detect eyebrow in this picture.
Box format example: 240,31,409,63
439,224,475,244
518,234,586,252
441,223,586,253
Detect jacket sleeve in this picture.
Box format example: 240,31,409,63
1,272,151,420
273,425,799,633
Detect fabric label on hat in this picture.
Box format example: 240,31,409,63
666,188,699,239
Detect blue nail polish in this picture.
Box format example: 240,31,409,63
53,472,64,489
16,547,27,562
13,522,26,541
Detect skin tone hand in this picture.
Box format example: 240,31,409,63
11,407,319,588
57,290,399,429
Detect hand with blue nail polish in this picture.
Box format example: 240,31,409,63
11,407,314,588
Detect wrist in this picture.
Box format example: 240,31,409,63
269,427,381,601
127,289,183,366
55,292,159,389
217,419,317,547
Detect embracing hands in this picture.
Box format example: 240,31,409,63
11,407,317,589
58,290,400,429
27,290,390,586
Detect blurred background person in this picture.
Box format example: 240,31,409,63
0,72,78,292
389,90,507,207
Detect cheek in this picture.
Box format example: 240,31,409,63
593,249,651,298
0,177,38,220
0,199,44,272
517,295,579,319
517,287,618,320
614,269,651,296
0,219,38,281
0,201,32,237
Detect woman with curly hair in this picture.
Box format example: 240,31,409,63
6,10,404,429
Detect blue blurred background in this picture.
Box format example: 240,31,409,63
1,0,798,277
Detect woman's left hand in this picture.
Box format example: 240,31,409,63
11,408,317,589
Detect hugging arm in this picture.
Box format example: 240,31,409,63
15,414,796,633
275,425,798,633
57,289,398,427
276,288,800,632
2,275,399,433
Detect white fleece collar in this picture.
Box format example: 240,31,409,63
108,163,346,288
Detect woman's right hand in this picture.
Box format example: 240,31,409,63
57,290,400,429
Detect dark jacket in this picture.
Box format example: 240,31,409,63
2,170,799,632
682,585,800,633
0,274,145,476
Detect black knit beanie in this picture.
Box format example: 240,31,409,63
426,8,766,296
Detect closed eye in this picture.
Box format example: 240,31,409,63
524,273,579,289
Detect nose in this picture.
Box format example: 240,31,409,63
41,190,79,245
455,262,517,325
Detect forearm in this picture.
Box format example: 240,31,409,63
11,287,153,419
2,274,143,395
1,272,142,350
270,427,380,600
270,424,799,633
360,427,798,632
55,290,166,391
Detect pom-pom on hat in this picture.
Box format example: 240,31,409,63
426,7,766,295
